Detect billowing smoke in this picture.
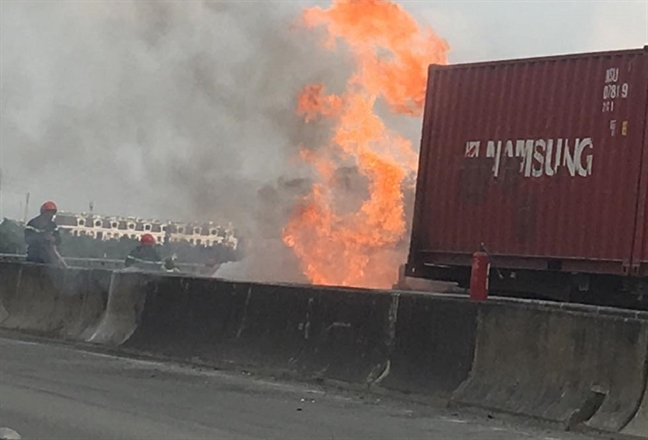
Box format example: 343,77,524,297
1,1,357,282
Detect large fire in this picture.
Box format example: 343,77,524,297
283,0,449,288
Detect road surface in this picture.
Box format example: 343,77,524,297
0,336,595,440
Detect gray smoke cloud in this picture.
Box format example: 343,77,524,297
1,2,645,288
1,1,358,282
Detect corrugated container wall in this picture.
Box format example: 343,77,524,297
638,108,648,276
409,47,648,277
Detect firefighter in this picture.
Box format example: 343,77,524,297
125,233,162,269
24,201,64,265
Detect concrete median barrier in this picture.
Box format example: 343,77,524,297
216,282,313,372
622,378,648,437
452,301,648,434
380,293,477,397
263,284,394,384
88,271,150,345
0,263,111,340
66,269,112,340
121,279,395,384
0,301,7,324
120,275,250,361
0,262,22,323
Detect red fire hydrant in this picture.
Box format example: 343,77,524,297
470,249,490,301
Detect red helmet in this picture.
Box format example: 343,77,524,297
40,201,58,214
140,233,156,245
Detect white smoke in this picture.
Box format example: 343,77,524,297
1,1,347,218
1,1,352,282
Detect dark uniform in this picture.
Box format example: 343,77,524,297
125,245,162,269
24,214,62,264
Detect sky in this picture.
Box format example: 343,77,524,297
1,0,647,223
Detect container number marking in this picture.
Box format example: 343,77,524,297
602,67,629,113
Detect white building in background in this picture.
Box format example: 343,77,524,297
55,212,239,250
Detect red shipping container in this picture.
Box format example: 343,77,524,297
408,47,648,280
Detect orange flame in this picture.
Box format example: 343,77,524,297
283,0,450,288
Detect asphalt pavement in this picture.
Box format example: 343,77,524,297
0,336,597,440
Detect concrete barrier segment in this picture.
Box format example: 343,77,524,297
452,302,648,433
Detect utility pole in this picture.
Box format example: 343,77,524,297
0,168,3,220
23,192,30,223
